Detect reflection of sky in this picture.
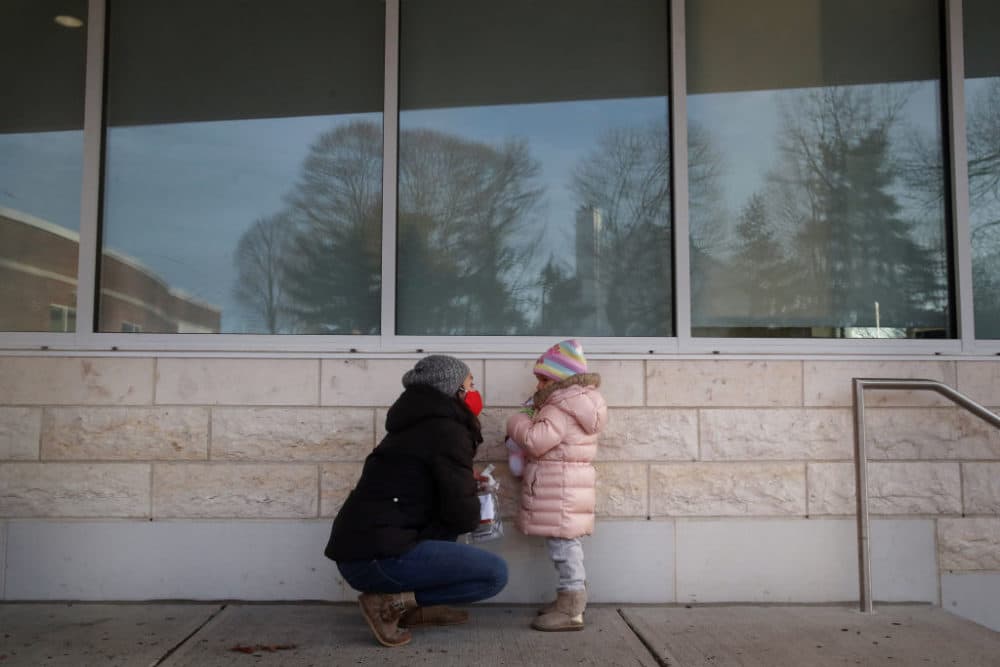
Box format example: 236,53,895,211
688,82,944,229
0,83,947,333
2,99,668,333
0,131,83,230
103,114,379,331
401,97,669,269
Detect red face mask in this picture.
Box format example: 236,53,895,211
463,389,483,416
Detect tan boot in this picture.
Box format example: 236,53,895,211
536,599,557,616
531,589,586,632
357,591,418,647
537,582,586,615
398,605,469,628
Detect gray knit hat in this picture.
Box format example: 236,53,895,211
402,355,470,396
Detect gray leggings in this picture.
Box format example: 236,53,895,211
546,537,585,592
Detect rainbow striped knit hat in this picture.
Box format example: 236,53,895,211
533,339,587,382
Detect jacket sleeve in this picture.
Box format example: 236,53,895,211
426,425,480,535
508,404,568,459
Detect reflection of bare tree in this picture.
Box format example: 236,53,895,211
571,121,672,336
536,253,589,333
397,131,543,334
281,120,383,334
906,78,1000,337
733,193,787,320
768,86,947,332
965,80,1000,337
232,121,543,335
233,213,294,333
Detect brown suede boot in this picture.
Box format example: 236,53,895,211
398,605,469,628
531,589,586,632
357,591,418,647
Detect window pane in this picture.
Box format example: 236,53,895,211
0,0,86,332
100,0,384,334
687,0,951,339
398,0,671,336
965,0,1000,339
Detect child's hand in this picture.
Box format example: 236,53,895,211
505,437,525,478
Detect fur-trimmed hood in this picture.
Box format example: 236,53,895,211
532,372,601,407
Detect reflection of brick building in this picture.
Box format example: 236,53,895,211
0,207,220,333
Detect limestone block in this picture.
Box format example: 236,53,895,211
586,360,644,406
806,463,854,516
0,357,153,405
475,408,518,462
647,360,801,407
803,361,956,407
156,359,318,406
595,463,648,517
866,408,1000,460
649,463,805,516
41,407,208,460
153,464,317,518
963,463,1000,515
485,360,536,407
0,463,150,517
322,358,484,407
807,462,961,515
0,407,41,460
211,408,372,461
599,409,697,461
319,463,364,517
700,408,852,461
956,361,1000,408
938,518,1000,570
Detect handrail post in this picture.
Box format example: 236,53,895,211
851,377,1000,614
853,378,874,614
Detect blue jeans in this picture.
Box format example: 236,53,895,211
336,540,508,607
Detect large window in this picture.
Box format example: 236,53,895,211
965,0,1000,340
100,0,384,334
7,1,999,349
0,0,86,332
397,0,672,336
686,0,952,339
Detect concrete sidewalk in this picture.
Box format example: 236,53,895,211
1,602,999,666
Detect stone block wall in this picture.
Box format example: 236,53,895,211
0,355,998,610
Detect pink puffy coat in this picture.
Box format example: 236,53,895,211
506,373,607,539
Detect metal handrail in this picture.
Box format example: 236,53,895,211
852,378,1000,613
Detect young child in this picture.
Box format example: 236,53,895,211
505,339,607,632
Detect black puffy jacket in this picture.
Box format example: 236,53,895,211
324,385,483,562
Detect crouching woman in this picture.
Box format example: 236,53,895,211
324,355,508,647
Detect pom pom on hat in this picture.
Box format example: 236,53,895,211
402,355,470,396
533,339,587,382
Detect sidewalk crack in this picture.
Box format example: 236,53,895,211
150,603,228,666
617,607,675,667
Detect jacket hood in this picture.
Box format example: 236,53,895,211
385,385,483,443
533,372,605,435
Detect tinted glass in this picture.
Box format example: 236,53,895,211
100,0,384,334
965,0,1000,339
398,0,671,336
0,0,86,332
687,0,951,339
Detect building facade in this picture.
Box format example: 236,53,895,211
1,0,998,631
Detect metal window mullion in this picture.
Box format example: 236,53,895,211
379,0,401,349
944,0,975,350
75,0,107,343
669,0,692,349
